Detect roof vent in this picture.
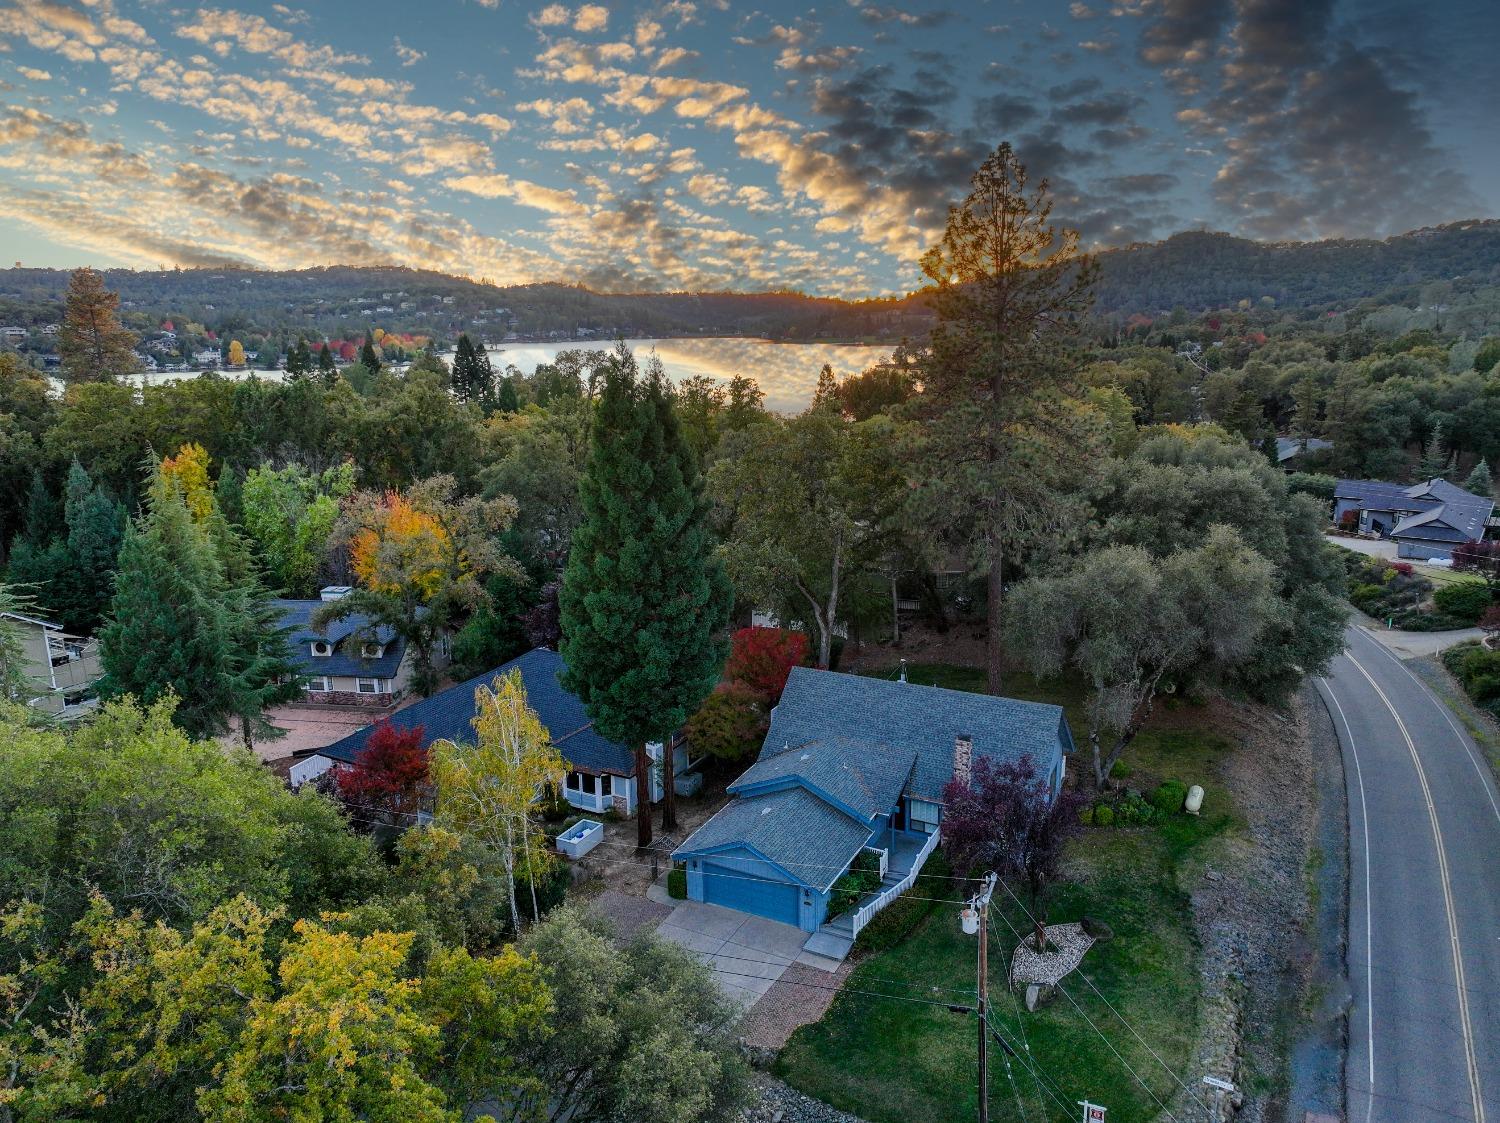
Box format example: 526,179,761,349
898,658,908,683
799,753,811,761
320,585,353,601
760,805,774,815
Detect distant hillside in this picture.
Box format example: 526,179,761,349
2,220,1497,345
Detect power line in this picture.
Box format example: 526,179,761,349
991,877,1215,1119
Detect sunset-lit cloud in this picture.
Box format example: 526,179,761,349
0,0,1492,295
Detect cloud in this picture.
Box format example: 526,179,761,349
573,4,608,32
444,172,588,215
17,65,52,79
393,37,424,66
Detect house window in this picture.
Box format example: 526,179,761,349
356,678,380,694
305,676,330,692
361,642,383,659
601,774,613,797
565,771,598,795
310,641,332,657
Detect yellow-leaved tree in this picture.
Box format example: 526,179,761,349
227,339,245,367
350,492,450,599
159,441,215,522
430,669,565,936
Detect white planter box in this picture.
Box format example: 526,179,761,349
557,818,604,860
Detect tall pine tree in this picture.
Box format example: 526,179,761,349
286,338,313,380
560,347,731,844
451,334,482,403
58,267,138,384
99,466,245,738
359,336,382,375
317,341,337,384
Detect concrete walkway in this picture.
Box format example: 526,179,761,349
655,900,805,1009
1359,623,1485,659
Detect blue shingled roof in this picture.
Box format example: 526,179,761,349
317,648,634,775
730,738,916,822
673,786,874,890
765,667,1073,801
274,599,406,678
1336,476,1493,542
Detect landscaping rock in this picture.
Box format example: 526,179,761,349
1080,914,1114,941
1009,922,1094,988
741,1074,871,1123
1024,983,1056,1012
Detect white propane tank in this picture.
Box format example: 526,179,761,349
1184,784,1205,815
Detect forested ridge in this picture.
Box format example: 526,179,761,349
2,219,1497,345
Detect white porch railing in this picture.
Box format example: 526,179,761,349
850,828,939,939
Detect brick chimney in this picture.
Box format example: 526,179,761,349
953,734,973,788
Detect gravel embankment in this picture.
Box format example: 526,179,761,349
741,1074,871,1123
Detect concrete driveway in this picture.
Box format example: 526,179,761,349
656,901,805,1008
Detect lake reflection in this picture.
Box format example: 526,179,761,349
132,337,896,414
469,337,895,413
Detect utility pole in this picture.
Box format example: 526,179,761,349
963,871,999,1123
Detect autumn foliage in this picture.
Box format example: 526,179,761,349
350,492,451,598
336,720,429,824
724,626,808,704
160,441,215,522
685,681,768,761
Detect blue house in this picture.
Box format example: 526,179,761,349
672,666,1075,954
1333,477,1494,561
288,648,689,816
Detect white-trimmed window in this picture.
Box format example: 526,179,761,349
565,771,598,795
310,640,332,657
305,676,330,692
356,677,380,694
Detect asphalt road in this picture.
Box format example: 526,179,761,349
1315,625,1500,1123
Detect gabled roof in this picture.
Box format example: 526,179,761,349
273,599,406,678
764,667,1074,802
673,786,874,891
730,738,916,822
1334,478,1434,510
1275,437,1332,463
317,648,635,775
1335,476,1494,542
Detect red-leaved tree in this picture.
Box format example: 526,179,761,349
724,627,808,704
941,754,1083,951
335,720,429,827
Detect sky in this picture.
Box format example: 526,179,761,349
0,0,1496,297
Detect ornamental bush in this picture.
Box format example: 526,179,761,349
1150,780,1188,814
826,849,883,919
1433,581,1493,623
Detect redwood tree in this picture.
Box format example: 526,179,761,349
560,348,732,845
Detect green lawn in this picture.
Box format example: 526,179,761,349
774,662,1236,1123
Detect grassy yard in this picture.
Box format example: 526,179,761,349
774,662,1236,1123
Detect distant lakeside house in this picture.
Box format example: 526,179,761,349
273,586,446,706
287,647,692,818
1,611,101,722
1332,477,1495,561
672,666,1074,954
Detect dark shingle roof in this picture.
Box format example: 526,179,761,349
764,667,1073,802
1275,437,1332,463
729,738,916,821
1335,477,1493,542
673,786,874,890
318,648,634,774
273,599,405,678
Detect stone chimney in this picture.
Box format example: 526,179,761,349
953,734,973,788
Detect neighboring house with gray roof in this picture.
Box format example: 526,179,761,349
274,587,446,706
287,647,687,817
1333,477,1495,561
672,666,1074,944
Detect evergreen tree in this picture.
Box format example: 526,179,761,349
53,460,125,635
1291,373,1320,449
1417,421,1453,481
99,467,244,738
451,334,482,403
317,341,337,384
1261,417,1282,467
286,338,313,380
359,336,382,375
560,348,732,843
497,377,520,414
1464,458,1493,497
910,143,1101,694
58,267,138,384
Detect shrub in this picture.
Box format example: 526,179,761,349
855,850,952,953
1392,561,1415,577
1434,581,1493,624
1078,805,1095,826
667,863,687,899
826,849,883,919
1286,472,1336,501
685,681,769,761
1108,760,1133,781
1338,509,1359,531
1150,780,1188,814
1092,804,1115,827
724,626,809,704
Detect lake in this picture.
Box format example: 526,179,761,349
134,337,897,414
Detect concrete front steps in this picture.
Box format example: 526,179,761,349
799,866,907,965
